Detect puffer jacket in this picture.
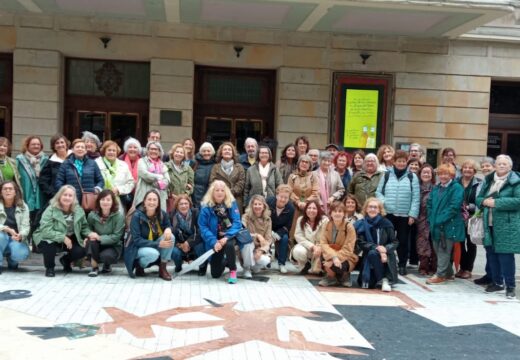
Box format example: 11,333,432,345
376,170,420,218
476,171,520,254
192,154,215,207
55,155,104,203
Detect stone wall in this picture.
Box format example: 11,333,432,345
2,14,520,160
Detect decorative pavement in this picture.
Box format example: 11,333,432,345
1,250,519,360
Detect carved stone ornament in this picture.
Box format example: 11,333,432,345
94,62,122,97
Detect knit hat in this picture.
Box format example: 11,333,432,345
123,137,142,154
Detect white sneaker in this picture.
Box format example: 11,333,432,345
243,269,253,279
382,278,391,292
279,265,287,274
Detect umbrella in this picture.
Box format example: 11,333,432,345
177,249,215,276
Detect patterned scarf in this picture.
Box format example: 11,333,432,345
175,209,193,237
148,157,166,190
147,216,163,240
221,160,234,176
25,151,45,177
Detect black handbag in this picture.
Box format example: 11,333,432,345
233,228,253,245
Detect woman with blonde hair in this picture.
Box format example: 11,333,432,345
241,195,272,278
198,180,242,283
166,143,194,210
354,197,398,291
33,185,95,277
210,142,246,212
182,138,196,168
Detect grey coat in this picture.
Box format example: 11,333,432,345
244,162,282,205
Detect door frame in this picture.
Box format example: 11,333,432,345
0,53,13,140
193,66,276,151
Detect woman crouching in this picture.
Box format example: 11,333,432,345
317,201,358,287
354,197,398,291
198,180,242,284
125,189,174,280
33,185,95,277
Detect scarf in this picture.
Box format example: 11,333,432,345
25,151,45,177
258,162,270,197
214,204,232,238
73,156,85,178
124,153,139,182
102,157,117,190
394,167,406,179
355,214,386,285
487,172,508,226
148,157,166,190
221,159,234,176
172,162,183,173
147,216,163,240
318,169,331,214
175,210,193,237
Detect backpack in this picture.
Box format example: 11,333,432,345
382,171,413,195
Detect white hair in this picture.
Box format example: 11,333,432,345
244,137,258,149
363,153,380,170
496,154,513,169
123,137,142,154
145,141,164,157
198,142,215,156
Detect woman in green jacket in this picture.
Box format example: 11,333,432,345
476,154,519,299
166,143,194,211
426,163,465,285
33,185,95,277
0,181,30,273
85,189,125,277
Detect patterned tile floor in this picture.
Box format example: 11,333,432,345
1,250,519,360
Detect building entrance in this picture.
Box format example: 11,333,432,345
0,54,12,139
488,81,520,170
193,66,275,153
64,59,150,146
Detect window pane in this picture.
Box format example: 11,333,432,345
0,107,5,137
79,112,106,142
236,120,262,152
507,133,520,171
207,75,263,104
205,117,232,150
110,114,138,147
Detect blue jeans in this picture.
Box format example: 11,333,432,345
486,246,515,288
136,236,173,268
0,232,30,268
362,249,385,286
171,242,204,268
276,234,289,265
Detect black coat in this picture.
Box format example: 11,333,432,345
267,196,295,237
170,208,202,250
38,159,63,205
192,154,215,207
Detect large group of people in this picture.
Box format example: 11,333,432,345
0,132,517,300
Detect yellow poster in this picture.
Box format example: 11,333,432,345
343,89,379,149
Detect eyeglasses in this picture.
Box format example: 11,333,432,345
367,205,379,209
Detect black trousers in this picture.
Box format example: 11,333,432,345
387,214,411,267
460,233,477,272
210,239,237,278
38,236,86,269
321,255,350,279
84,240,118,265
409,223,419,265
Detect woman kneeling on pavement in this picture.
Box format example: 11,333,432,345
170,194,205,275
291,200,328,274
125,189,174,280
426,164,465,285
198,180,242,283
241,195,272,278
33,185,95,277
354,197,397,291
0,181,30,274
85,189,125,277
317,201,358,287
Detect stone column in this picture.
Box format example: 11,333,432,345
12,48,61,153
